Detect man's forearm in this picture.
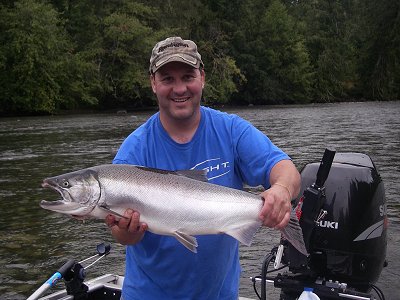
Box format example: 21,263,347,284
269,159,301,200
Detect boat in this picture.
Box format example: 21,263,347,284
38,274,123,300
37,273,255,300
29,149,388,300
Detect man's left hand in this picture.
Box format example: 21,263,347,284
258,185,291,229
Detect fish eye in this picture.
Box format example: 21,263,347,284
62,180,70,188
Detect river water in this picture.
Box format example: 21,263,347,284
0,101,399,299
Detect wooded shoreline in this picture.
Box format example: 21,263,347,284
1,0,399,116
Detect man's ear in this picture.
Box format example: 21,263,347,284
200,69,206,88
150,74,156,94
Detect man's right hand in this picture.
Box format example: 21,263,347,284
105,209,148,245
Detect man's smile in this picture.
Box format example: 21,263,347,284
172,97,190,103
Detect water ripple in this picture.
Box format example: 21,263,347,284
0,103,399,299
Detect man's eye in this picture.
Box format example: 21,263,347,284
161,77,173,83
183,75,195,81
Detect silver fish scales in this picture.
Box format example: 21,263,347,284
40,164,307,254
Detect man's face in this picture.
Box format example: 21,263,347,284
150,61,205,122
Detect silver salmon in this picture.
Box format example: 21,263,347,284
40,164,307,254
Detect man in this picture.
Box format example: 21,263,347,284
106,36,301,299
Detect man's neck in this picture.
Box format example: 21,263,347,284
159,110,201,144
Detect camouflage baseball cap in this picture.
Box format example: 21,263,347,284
149,37,204,74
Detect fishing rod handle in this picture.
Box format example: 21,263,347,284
57,259,76,277
26,259,76,300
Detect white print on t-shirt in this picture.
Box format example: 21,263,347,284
190,158,231,181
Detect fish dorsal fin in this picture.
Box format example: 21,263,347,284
135,166,208,182
174,231,199,253
175,170,208,182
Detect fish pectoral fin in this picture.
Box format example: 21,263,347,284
174,231,198,253
98,205,129,220
226,221,261,246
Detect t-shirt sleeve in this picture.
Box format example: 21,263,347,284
232,117,290,188
113,132,144,166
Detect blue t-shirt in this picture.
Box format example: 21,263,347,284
113,106,289,300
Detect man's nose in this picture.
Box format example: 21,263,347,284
172,80,187,95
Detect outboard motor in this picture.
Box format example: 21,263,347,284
254,149,387,300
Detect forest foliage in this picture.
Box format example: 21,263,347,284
0,0,399,115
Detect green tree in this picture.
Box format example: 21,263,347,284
146,0,245,104
199,39,246,104
100,3,155,108
358,0,400,100
0,0,98,114
1,0,398,115
230,0,313,104
64,1,162,109
260,0,313,103
291,0,359,101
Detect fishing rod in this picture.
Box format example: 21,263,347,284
27,242,111,300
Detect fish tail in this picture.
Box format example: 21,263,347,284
280,209,308,255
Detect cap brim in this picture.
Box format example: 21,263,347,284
152,54,200,73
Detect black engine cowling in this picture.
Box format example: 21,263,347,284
297,152,387,291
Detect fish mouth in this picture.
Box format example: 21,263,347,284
39,199,90,217
41,179,72,202
40,199,67,206
39,198,83,210
40,179,81,213
39,169,100,218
